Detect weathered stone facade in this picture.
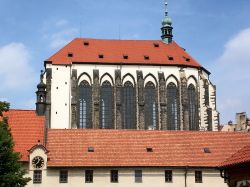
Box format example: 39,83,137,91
42,65,219,131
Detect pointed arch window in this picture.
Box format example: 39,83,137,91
188,84,199,130
100,81,113,129
167,82,180,130
122,81,136,129
144,81,158,130
79,80,92,128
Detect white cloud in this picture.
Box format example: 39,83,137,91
55,19,69,27
49,28,78,49
212,28,250,123
0,43,36,89
0,98,8,102
42,19,79,50
0,42,37,109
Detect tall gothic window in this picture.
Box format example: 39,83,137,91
166,82,180,130
144,81,158,130
122,81,136,129
79,80,92,128
188,84,198,130
100,81,113,129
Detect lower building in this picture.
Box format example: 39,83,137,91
221,112,250,132
4,109,250,187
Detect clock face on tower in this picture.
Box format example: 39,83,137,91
32,156,44,169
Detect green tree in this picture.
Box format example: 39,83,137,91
0,101,31,187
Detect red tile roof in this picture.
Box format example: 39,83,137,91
46,129,250,167
3,110,45,161
5,109,249,167
220,144,250,168
46,38,202,68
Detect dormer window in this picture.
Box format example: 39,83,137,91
146,147,153,152
88,147,94,152
153,43,159,48
83,41,89,46
168,56,174,61
144,55,150,60
68,53,73,57
203,147,211,153
123,55,128,60
183,56,190,62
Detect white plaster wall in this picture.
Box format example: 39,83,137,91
50,65,71,129
166,75,178,86
24,167,227,187
122,74,135,86
186,169,226,187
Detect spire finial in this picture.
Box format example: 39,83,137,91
40,70,44,83
165,0,168,16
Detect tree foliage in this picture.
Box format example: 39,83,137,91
0,101,31,187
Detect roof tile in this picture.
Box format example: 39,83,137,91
3,110,45,161
220,144,250,168
46,129,250,167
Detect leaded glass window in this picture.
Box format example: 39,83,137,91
167,82,180,130
188,84,199,130
165,170,172,183
111,170,118,183
59,170,68,183
122,81,136,129
195,171,202,183
100,81,113,129
33,170,42,184
135,170,142,183
144,81,158,130
79,80,92,128
85,170,93,183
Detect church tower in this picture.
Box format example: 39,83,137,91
36,70,47,116
161,0,173,44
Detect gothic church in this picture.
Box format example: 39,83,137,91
36,2,219,132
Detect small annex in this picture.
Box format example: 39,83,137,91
219,145,250,187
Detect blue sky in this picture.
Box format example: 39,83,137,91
0,0,250,124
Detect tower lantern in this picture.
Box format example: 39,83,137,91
36,70,47,116
161,0,173,44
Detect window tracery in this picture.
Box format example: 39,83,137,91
188,84,199,130
100,81,113,129
166,82,180,130
78,80,92,128
122,81,136,129
144,81,158,130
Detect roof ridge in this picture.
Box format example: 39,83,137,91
75,37,163,42
9,109,36,112
47,128,247,135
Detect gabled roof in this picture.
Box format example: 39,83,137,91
46,38,202,69
3,110,45,161
46,129,250,167
220,144,250,168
